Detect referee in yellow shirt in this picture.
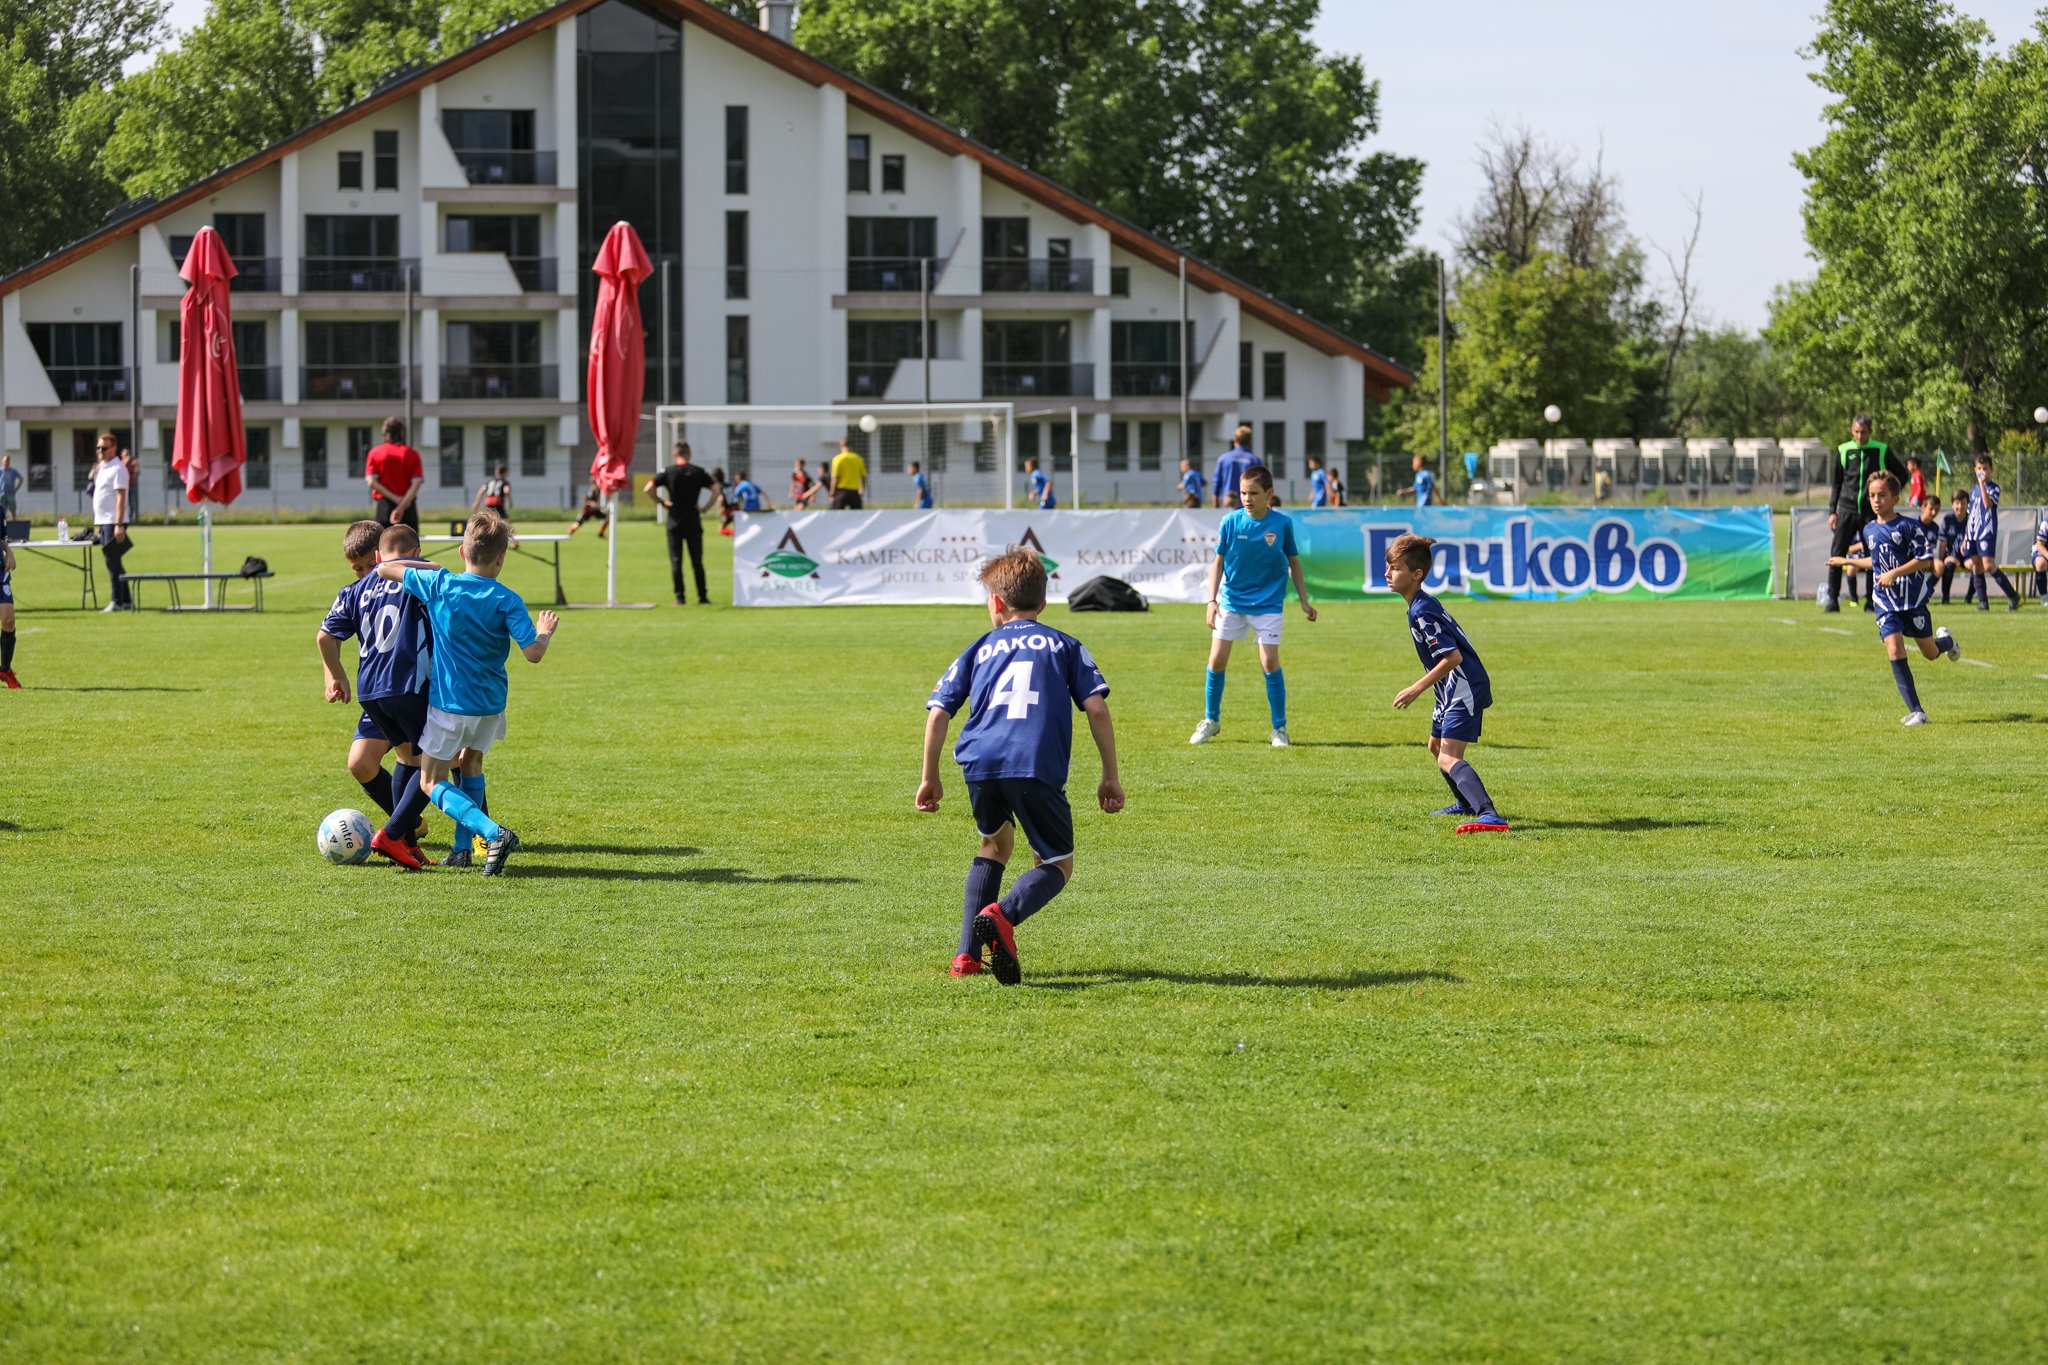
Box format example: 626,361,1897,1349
829,438,868,510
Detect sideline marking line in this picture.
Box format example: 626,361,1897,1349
1771,617,1799,625
1961,658,1995,669
1818,627,1854,636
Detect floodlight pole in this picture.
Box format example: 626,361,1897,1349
129,263,142,522
1437,254,1449,492
1178,255,1190,493
403,265,415,440
1070,404,1080,507
921,256,932,485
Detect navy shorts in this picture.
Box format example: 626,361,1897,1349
353,710,382,742
1431,702,1484,744
361,691,430,749
968,777,1075,864
1877,606,1933,641
0,570,11,606
1963,534,1996,559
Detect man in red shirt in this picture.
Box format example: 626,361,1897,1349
364,417,423,530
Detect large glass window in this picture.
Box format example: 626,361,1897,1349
846,217,936,290
27,322,125,401
444,320,547,398
303,321,404,400
983,320,1079,397
483,424,509,477
303,426,329,489
1139,421,1163,472
725,106,747,194
444,214,547,290
847,318,934,398
306,215,398,259
1111,321,1184,396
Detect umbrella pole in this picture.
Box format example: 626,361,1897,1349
606,493,618,607
201,507,213,609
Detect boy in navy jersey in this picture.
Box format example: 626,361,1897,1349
1938,490,1971,603
2032,507,2048,598
1829,471,1959,725
1384,533,1507,833
1190,465,1316,747
320,522,437,866
1964,454,2020,611
325,521,404,820
918,547,1123,984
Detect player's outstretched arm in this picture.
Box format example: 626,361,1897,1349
915,706,951,811
1395,651,1459,709
1289,556,1317,621
316,631,350,703
1826,555,1873,572
1082,695,1124,813
521,610,558,663
1203,555,1224,629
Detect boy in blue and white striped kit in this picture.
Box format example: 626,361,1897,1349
1963,454,2020,611
1829,471,1959,725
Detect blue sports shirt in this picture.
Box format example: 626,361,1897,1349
1310,468,1329,507
1939,511,1969,557
1407,590,1492,713
1967,480,2001,541
1215,507,1298,614
1180,469,1202,500
1414,468,1437,507
1212,445,1262,500
321,572,431,702
732,479,764,511
1863,514,1936,615
400,568,538,716
913,471,933,508
1031,469,1055,508
928,619,1109,785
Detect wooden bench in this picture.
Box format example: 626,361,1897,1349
1999,563,2038,605
120,571,274,612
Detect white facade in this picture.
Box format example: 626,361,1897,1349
0,0,1405,516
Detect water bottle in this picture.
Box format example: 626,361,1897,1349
55,516,68,542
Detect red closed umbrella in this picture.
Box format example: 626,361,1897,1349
587,221,650,497
173,227,245,506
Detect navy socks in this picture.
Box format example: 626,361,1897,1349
1991,569,2019,604
387,761,430,842
1440,767,1472,813
1,629,13,671
962,856,1004,954
1000,864,1067,926
1446,760,1498,819
359,770,396,817
1892,658,1924,712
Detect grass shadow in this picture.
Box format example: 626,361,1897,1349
0,819,61,833
510,863,859,885
1026,967,1462,992
1959,713,2048,725
1513,817,1713,832
34,686,201,693
519,843,704,857
1283,741,1410,749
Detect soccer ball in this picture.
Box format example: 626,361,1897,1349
317,808,375,865
858,413,879,433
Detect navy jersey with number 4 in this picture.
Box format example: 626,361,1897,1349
928,620,1109,784
1407,590,1492,712
1864,514,1936,614
321,574,432,702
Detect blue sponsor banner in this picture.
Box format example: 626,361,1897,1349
1291,506,1774,601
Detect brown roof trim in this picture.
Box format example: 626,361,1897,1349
6,0,1411,390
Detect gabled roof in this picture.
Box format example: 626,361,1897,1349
2,0,1414,397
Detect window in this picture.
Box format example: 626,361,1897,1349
1263,421,1286,478
1110,266,1130,297
1263,350,1286,400
1111,321,1183,396
727,423,751,471
1187,420,1205,461
1239,341,1254,399
305,215,400,261
1047,238,1070,261
726,210,748,299
442,109,539,183
214,214,265,260
445,321,545,398
1304,421,1326,462
346,426,374,479
972,425,998,473
727,315,749,403
983,320,1075,396
373,130,399,190
847,319,933,397
1049,420,1072,474
847,134,870,192
159,423,179,487
245,427,272,490
1106,421,1128,472
521,424,546,478
440,424,465,488
845,218,937,289
725,106,748,193
881,154,905,193
338,151,362,190
879,423,905,474
233,320,271,400
303,426,329,488
27,322,125,401
983,218,1029,260
26,429,51,491
72,431,97,492
1139,421,1163,472
303,321,403,401
1017,423,1039,471
483,425,509,479
444,214,539,255
922,425,949,472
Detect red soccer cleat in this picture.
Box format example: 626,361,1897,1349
972,904,1021,985
370,827,428,869
0,670,18,689
1454,818,1511,834
949,953,984,977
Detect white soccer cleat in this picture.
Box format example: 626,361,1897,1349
1902,710,1929,726
1270,726,1290,747
1189,717,1221,745
1937,627,1959,661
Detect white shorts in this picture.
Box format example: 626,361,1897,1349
1213,610,1284,645
422,705,507,762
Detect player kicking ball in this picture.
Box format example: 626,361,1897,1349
917,547,1124,985
1190,465,1315,747
1384,533,1508,833
1828,469,1959,726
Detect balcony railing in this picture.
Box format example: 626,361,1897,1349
302,365,416,400
846,257,929,292
238,364,283,401
46,366,131,403
1110,363,1182,397
168,242,280,292
982,258,1095,293
441,364,557,400
982,362,1093,398
301,257,420,292
848,363,902,399
453,149,558,186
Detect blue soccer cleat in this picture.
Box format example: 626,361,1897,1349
1428,804,1472,817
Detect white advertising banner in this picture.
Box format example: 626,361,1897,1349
734,510,1222,606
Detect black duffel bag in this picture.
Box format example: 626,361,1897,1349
1066,575,1148,612
239,555,269,578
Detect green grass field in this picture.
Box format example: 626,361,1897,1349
4,523,2044,1361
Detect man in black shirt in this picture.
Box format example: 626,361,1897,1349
1827,414,1907,612
643,443,718,605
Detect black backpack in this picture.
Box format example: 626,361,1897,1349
1066,575,1148,612
239,555,269,578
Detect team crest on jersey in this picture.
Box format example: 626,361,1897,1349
1262,530,1277,547
762,528,820,579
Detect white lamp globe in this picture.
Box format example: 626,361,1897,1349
1543,404,1562,424
2034,406,2048,425
858,413,879,434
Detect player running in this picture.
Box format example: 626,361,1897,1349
1190,465,1315,748
1384,533,1507,833
1829,470,1960,726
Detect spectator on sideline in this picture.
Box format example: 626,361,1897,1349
644,443,716,606
1178,458,1202,508
1412,453,1437,507
1212,426,1262,509
1826,414,1906,613
1329,462,1346,507
90,432,133,612
0,453,20,523
1906,454,1926,506
365,417,423,531
911,461,934,509
1309,456,1330,508
829,438,868,510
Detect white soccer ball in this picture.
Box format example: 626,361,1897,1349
318,808,375,865
858,413,879,433
1543,404,1562,424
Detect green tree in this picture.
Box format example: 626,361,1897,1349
1668,328,1803,438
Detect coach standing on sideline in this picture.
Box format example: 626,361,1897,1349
365,417,423,531
89,432,133,612
1212,425,1262,509
1826,413,1906,612
645,442,716,606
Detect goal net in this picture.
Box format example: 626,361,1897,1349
653,403,1018,508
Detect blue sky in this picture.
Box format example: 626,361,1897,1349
150,0,2046,330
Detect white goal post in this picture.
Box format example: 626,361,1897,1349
654,403,1018,509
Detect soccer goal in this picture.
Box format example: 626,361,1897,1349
653,403,1018,508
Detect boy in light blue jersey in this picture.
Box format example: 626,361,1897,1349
1309,457,1330,508
1412,453,1437,507
1963,454,2020,610
1829,471,1959,725
375,510,558,874
730,472,767,512
919,546,1122,984
1027,457,1055,509
1385,533,1507,832
910,461,933,509
1190,465,1316,748
1178,459,1203,508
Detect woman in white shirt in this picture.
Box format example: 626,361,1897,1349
89,432,132,612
